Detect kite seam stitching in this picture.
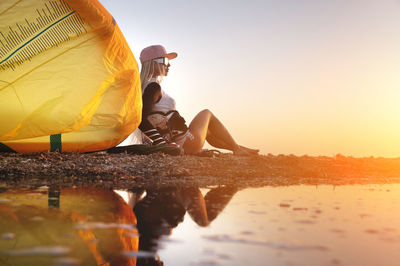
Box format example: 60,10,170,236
0,10,75,65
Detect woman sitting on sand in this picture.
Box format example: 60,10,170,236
138,45,258,156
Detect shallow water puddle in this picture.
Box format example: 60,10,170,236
161,185,400,266
0,184,399,265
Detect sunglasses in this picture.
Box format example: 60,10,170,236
153,57,169,66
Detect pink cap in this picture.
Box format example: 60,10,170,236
139,45,178,63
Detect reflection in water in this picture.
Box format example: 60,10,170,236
131,186,237,265
0,185,237,266
159,184,400,265
0,187,138,266
1,184,400,265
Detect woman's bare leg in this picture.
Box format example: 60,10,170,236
206,129,233,150
206,132,259,155
183,109,229,154
183,109,257,155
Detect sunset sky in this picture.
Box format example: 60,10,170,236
100,0,400,157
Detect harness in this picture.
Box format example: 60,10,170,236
146,110,188,143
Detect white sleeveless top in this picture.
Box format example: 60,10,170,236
152,90,176,113
144,78,176,114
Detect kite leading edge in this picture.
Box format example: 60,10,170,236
0,0,142,152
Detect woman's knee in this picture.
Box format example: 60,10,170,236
199,109,212,116
195,109,213,121
190,109,213,129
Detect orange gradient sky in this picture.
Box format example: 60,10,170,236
100,0,400,157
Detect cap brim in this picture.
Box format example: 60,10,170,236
166,52,178,60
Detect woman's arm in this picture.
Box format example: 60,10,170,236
139,82,166,145
142,82,162,115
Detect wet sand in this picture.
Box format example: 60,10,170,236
1,152,400,188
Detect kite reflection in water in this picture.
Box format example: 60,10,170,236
0,185,237,265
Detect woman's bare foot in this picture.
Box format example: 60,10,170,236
233,145,259,156
239,145,259,154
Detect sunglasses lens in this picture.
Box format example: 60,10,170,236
154,57,168,66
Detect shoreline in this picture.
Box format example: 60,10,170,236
1,152,400,189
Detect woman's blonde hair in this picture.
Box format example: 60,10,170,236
140,60,165,93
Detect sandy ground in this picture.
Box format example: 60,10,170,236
0,152,400,189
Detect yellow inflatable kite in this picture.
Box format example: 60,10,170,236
0,0,142,153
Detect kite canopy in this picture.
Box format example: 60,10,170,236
0,0,142,152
